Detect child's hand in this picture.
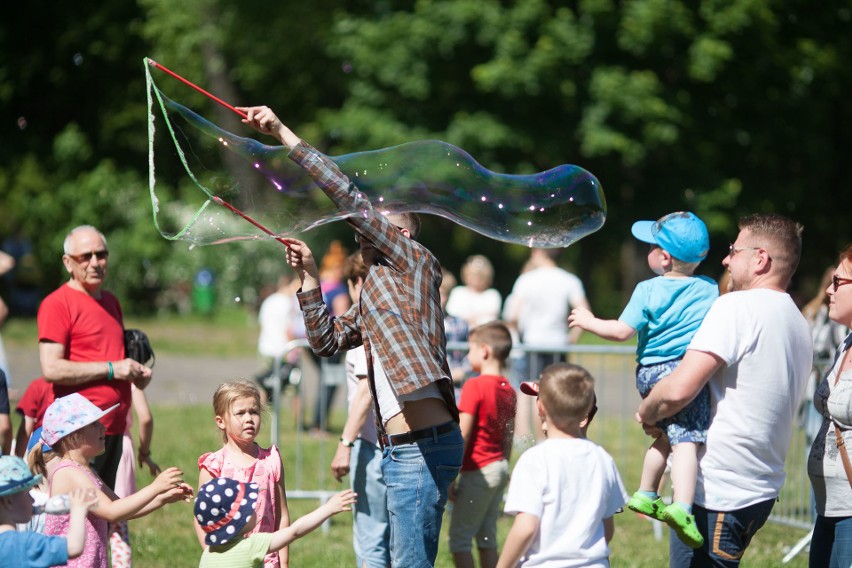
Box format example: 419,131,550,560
448,482,458,502
68,487,99,513
151,467,185,495
161,482,195,504
567,306,594,329
325,489,357,514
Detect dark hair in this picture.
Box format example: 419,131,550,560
538,363,595,432
469,321,513,363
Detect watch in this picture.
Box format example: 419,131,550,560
339,437,355,448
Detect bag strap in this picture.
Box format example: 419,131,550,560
833,355,852,490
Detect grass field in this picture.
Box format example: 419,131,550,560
3,314,812,566
126,404,811,567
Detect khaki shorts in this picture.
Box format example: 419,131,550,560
449,459,510,552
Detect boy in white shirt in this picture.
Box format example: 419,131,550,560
497,364,627,568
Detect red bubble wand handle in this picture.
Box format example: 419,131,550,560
146,58,247,120
147,58,291,249
212,197,292,249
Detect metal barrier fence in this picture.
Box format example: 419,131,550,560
264,340,815,547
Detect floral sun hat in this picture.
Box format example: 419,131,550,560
41,393,119,447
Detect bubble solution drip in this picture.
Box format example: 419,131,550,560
147,64,606,248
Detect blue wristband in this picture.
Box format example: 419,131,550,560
107,361,114,381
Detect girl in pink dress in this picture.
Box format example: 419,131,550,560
194,380,290,568
31,393,193,568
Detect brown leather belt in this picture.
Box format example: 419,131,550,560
381,421,457,447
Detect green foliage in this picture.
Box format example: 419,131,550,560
2,0,852,317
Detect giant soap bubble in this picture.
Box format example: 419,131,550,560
146,62,606,247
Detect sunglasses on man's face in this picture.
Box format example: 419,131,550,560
68,249,109,264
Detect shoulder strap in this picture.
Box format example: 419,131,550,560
833,355,852,490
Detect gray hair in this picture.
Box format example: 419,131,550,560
63,225,107,255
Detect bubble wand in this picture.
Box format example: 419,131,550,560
147,58,292,249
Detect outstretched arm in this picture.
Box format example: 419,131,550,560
267,490,356,553
568,307,635,342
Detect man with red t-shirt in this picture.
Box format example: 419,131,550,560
37,225,151,489
449,321,517,568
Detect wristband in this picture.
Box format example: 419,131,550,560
107,361,114,381
339,437,355,448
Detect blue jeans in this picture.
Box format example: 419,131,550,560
669,499,774,567
352,439,390,568
382,422,464,568
811,515,852,568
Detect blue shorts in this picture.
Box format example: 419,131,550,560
637,359,709,445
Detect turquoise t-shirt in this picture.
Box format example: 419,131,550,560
619,275,719,365
199,533,274,568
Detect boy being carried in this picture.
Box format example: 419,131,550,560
450,321,517,568
496,363,627,567
568,211,717,548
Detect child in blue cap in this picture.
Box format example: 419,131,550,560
0,454,99,567
569,211,718,549
196,478,355,567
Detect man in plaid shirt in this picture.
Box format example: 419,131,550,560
240,105,464,567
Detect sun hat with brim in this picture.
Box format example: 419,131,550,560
195,477,260,546
0,455,43,496
520,381,539,396
41,393,119,447
27,426,53,455
631,211,710,263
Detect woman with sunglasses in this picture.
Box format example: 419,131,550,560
808,244,852,568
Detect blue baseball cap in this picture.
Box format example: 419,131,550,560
631,212,710,263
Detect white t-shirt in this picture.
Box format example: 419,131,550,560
345,346,378,445
510,267,586,346
257,292,302,358
446,286,502,327
688,289,812,510
503,438,627,567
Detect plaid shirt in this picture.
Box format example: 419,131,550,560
292,142,459,427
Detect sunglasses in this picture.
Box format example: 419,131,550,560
68,249,109,264
833,275,852,292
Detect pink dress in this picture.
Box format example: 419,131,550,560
44,461,108,568
198,445,283,568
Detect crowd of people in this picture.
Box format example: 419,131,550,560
0,103,845,568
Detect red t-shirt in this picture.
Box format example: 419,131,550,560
15,377,55,429
37,284,130,435
458,374,517,471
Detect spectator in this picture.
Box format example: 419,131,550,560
255,273,303,403
496,363,627,567
330,251,390,568
441,269,470,391
807,246,852,567
13,377,54,458
37,225,152,490
638,213,812,567
449,321,517,568
446,255,502,328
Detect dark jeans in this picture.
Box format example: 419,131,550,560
669,499,775,567
810,515,852,568
91,434,124,491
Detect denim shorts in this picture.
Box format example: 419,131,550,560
669,499,774,567
637,359,710,445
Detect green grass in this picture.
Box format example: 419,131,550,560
126,405,810,567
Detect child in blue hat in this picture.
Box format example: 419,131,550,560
195,477,355,567
569,211,718,549
0,454,99,567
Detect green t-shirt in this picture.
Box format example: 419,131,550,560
199,533,273,567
